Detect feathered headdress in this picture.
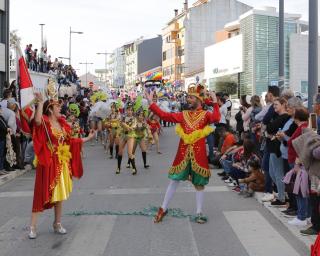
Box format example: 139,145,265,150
90,91,108,104
69,103,80,117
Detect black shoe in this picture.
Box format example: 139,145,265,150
217,172,226,177
284,210,297,217
132,168,137,175
222,176,229,181
144,165,150,169
300,227,318,236
271,199,286,207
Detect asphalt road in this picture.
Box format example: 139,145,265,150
0,126,310,256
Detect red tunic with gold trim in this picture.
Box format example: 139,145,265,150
149,103,220,184
32,115,83,212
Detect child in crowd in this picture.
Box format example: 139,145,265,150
238,159,265,197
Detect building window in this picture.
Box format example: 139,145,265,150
163,51,167,61
301,81,308,94
177,47,184,57
0,10,5,44
177,64,184,74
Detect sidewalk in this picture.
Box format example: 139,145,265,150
254,192,315,249
0,167,30,187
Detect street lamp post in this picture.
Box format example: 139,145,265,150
308,0,318,111
79,62,93,88
97,51,113,88
39,24,45,48
278,0,284,91
69,27,83,66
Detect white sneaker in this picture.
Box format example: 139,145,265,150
288,217,307,226
224,178,233,184
261,193,274,202
228,181,237,187
307,217,312,224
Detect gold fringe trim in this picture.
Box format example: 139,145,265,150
169,146,211,178
175,124,213,145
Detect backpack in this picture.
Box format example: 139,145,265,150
311,233,320,256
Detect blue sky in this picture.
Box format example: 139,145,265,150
10,0,308,75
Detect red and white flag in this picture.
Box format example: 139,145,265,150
16,47,34,137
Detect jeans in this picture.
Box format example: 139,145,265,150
221,159,232,174
206,132,214,161
262,150,272,193
24,141,34,164
296,195,311,221
269,153,285,201
0,140,5,170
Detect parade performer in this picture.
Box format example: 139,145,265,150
67,103,82,138
147,114,162,154
117,102,138,175
106,102,121,159
128,107,152,169
145,85,220,223
28,91,95,239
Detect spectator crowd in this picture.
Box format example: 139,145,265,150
207,86,320,237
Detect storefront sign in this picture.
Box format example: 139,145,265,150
205,35,243,79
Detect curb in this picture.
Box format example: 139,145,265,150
211,168,315,251
253,192,315,249
0,169,29,187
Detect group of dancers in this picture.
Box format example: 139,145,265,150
91,98,162,175
28,79,221,239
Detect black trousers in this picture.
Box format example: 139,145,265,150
310,193,320,231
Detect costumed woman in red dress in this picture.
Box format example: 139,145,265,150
28,92,95,239
145,85,220,224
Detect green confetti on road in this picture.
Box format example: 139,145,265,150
65,205,206,222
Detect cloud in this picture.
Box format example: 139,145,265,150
10,0,308,75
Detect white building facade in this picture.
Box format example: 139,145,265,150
205,6,308,96
183,0,251,77
290,33,320,95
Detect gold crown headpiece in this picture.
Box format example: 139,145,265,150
187,83,205,102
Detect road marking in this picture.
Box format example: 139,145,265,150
224,210,300,256
0,190,34,198
0,185,228,198
0,217,28,255
0,216,45,255
62,216,116,256
150,218,200,256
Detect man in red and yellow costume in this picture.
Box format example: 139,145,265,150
145,84,220,223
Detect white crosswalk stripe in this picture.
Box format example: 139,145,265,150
0,217,29,256
150,218,200,256
0,185,228,198
0,210,304,256
62,216,116,256
224,210,301,256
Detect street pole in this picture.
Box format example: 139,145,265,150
79,62,94,87
69,27,83,66
97,52,113,88
308,0,318,111
69,27,71,66
39,24,45,48
278,0,284,91
105,53,108,88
